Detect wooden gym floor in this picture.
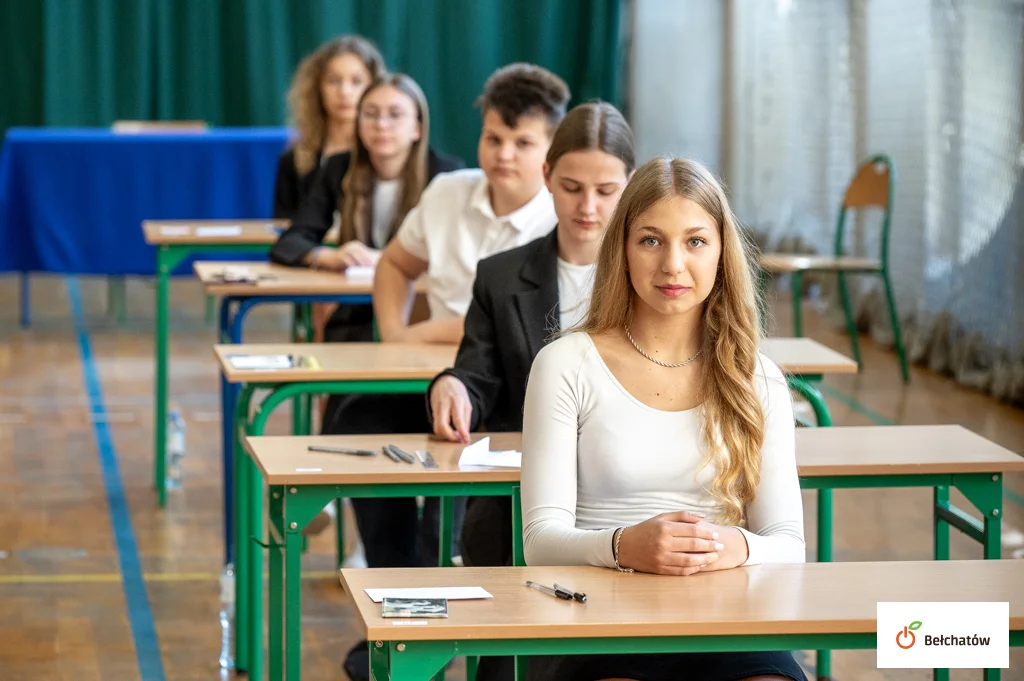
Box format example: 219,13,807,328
0,274,1021,681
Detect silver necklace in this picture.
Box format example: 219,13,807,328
624,325,701,368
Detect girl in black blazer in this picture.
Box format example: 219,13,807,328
273,35,385,219
427,102,636,568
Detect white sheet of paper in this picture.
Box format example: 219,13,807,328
158,225,191,236
228,354,293,370
345,265,375,280
364,587,492,603
458,437,522,469
195,225,242,237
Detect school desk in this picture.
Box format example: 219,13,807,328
341,561,1023,681
247,425,1024,681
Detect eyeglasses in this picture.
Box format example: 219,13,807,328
361,110,412,124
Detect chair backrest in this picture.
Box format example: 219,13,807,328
834,154,895,265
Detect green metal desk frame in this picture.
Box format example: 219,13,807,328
232,378,433,681
367,631,1024,681
153,241,271,506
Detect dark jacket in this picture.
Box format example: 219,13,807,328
429,227,560,433
427,228,562,570
272,147,322,220
270,147,465,265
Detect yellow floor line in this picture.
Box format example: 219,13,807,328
0,569,340,584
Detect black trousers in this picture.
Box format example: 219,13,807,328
322,311,463,568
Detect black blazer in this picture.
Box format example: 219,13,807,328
272,147,322,220
269,147,465,266
427,228,561,570
429,227,560,434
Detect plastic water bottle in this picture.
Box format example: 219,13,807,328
219,563,235,669
166,409,186,489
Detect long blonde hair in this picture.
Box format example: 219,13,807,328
579,158,764,525
286,35,385,176
340,74,430,245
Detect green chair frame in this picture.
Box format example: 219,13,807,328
786,154,909,383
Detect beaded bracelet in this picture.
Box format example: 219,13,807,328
613,527,634,573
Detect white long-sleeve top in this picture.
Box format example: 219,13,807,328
520,332,806,568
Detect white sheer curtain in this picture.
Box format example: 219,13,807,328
724,0,1024,402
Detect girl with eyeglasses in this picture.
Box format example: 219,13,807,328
271,73,464,334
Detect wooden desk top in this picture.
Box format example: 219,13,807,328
760,337,858,375
217,337,852,385
796,424,1024,476
244,432,522,485
760,254,881,273
194,261,427,296
340,560,1024,641
214,342,457,384
142,219,290,245
246,426,1024,486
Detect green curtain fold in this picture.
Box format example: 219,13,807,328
1,0,622,164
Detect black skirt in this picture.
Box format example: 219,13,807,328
525,651,808,681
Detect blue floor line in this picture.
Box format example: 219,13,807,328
67,277,165,681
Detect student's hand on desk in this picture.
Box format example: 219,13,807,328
690,523,750,572
314,241,379,271
617,511,724,576
430,375,472,443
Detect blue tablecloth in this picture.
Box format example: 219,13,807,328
0,127,290,275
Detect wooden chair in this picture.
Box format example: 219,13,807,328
760,154,909,383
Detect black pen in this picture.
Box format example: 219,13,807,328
554,583,587,603
525,580,573,601
381,445,401,463
307,445,376,457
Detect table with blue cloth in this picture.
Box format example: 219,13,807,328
0,127,290,325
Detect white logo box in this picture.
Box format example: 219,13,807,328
877,602,1009,669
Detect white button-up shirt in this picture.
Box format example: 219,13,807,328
397,168,556,320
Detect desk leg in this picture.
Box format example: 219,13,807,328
154,245,190,506
285,515,302,681
248,431,265,681
334,498,346,569
233,384,256,673
220,298,235,565
268,486,284,681
247,399,278,681
222,377,238,566
816,488,834,679
155,249,170,506
934,486,951,561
